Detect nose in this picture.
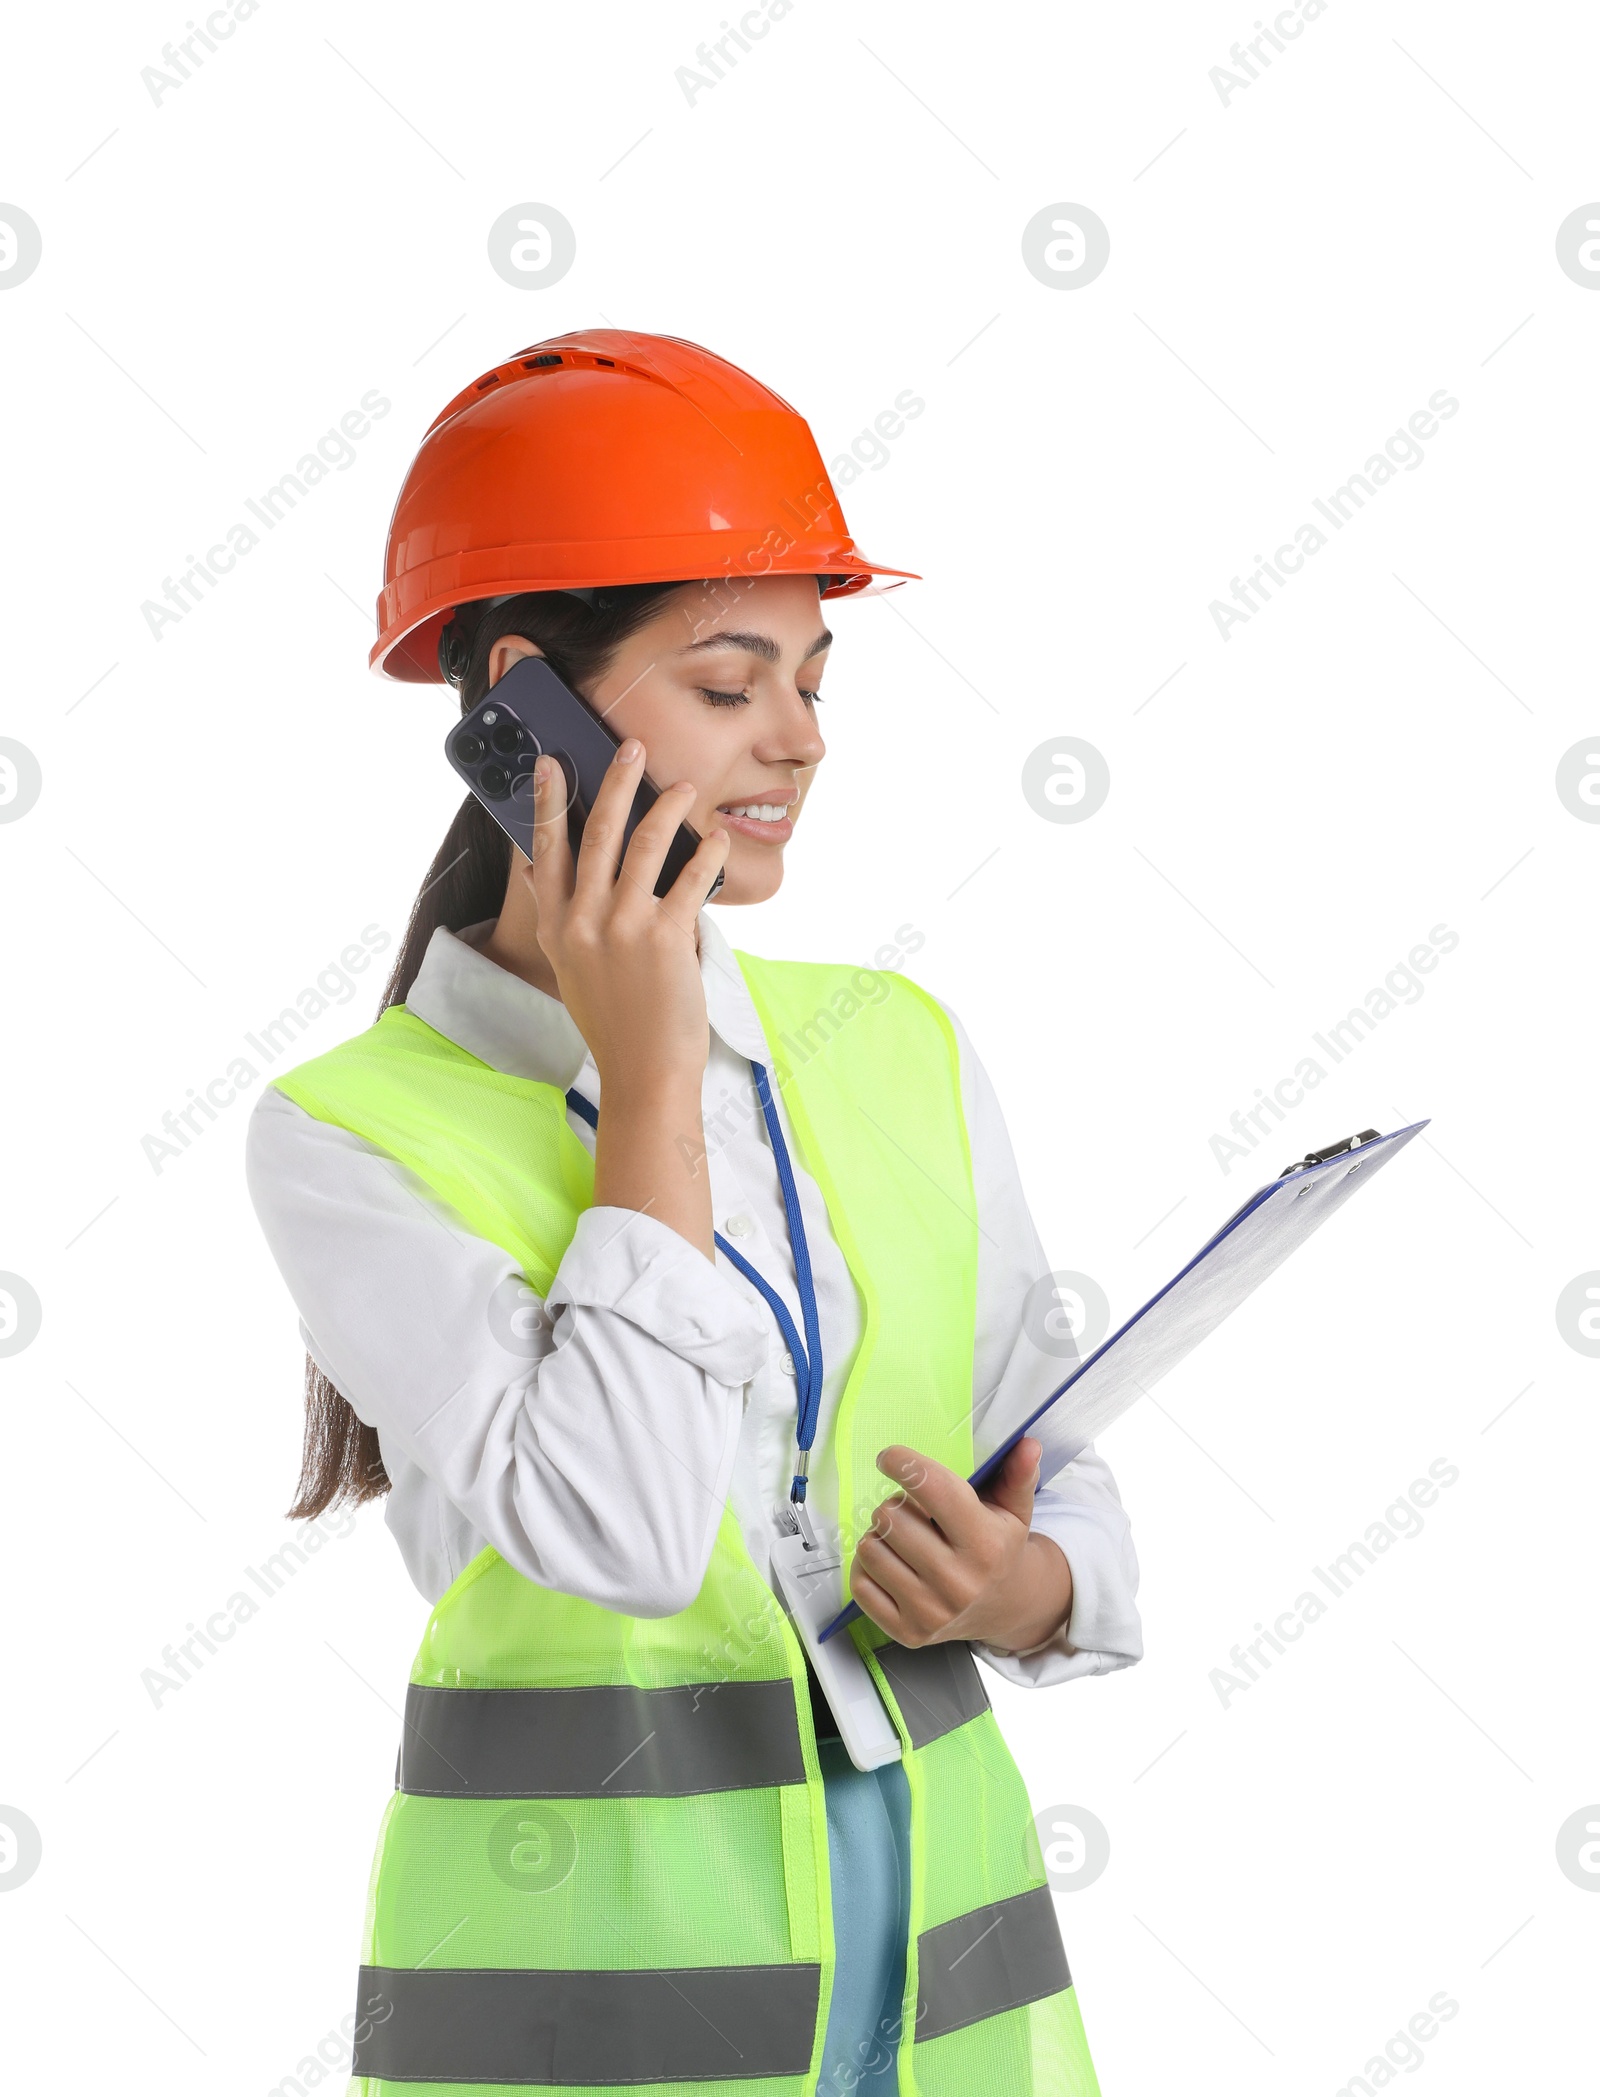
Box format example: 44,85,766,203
755,683,826,772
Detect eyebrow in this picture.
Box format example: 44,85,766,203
675,628,833,665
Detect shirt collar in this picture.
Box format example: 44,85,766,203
404,909,770,1083
698,909,769,1060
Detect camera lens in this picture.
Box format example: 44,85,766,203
479,763,511,798
453,730,486,766
490,720,524,756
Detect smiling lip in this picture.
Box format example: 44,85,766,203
716,794,797,843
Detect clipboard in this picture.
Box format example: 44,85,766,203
818,1120,1427,1643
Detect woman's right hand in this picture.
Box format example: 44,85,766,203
521,741,728,1259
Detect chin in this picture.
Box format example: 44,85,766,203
715,850,785,907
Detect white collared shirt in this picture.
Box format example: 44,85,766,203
244,912,1142,1688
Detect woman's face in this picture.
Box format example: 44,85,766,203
490,574,830,905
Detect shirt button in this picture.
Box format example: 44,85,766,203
780,1352,797,1378
725,1214,754,1238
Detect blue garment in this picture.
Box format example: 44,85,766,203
815,1738,913,2096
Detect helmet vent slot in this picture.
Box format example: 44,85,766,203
523,354,563,369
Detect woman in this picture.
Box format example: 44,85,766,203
247,329,1142,2096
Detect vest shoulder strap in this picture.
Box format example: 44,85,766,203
270,1005,592,1293
732,948,980,1568
730,948,964,1087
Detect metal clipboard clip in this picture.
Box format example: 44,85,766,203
1278,1128,1381,1178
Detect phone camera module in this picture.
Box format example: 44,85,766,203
479,763,512,799
489,720,525,756
453,730,486,766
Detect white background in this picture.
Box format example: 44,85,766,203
2,2,1596,2090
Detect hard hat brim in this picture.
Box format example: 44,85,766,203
372,543,920,683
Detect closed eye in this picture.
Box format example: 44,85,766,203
697,687,825,707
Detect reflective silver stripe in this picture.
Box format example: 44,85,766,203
916,1887,1072,2041
873,1641,990,1749
398,1679,805,1798
352,1960,821,2085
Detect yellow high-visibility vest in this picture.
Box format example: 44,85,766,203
274,949,1100,2095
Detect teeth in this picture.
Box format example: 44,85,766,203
725,804,787,822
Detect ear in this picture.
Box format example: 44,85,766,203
487,633,545,689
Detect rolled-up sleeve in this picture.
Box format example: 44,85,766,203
245,1084,770,1617
551,1205,771,1387
934,998,1145,1690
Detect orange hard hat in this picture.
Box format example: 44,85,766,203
371,327,920,682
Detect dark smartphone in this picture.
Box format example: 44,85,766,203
444,654,721,900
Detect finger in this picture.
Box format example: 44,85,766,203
850,1542,945,1638
612,778,701,914
876,1445,987,1548
571,737,647,903
863,1493,960,1587
979,1437,1042,1529
848,1557,912,1641
521,754,574,916
855,1534,961,1632
656,821,731,938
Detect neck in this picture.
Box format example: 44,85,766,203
477,921,562,1000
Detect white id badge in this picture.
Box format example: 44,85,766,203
771,1534,902,1772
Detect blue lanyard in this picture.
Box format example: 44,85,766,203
564,1060,824,1508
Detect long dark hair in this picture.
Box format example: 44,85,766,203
287,581,688,1519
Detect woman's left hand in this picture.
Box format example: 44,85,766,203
849,1436,1074,1653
